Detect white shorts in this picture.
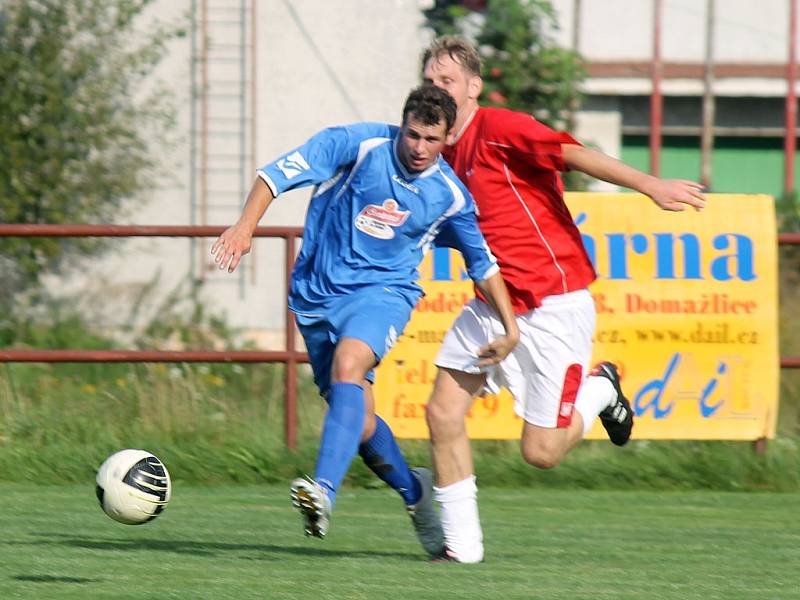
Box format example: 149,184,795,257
435,289,596,428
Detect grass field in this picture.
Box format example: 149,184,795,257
0,485,797,600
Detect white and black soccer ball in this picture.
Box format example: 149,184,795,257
95,449,171,525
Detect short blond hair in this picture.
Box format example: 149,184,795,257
422,35,482,77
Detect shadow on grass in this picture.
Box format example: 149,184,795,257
12,575,98,584
4,532,420,562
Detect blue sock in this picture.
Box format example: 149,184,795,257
314,382,365,508
359,415,421,506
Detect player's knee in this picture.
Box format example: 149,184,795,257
520,445,562,470
425,397,462,435
331,354,367,384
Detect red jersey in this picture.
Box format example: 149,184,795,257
443,106,596,314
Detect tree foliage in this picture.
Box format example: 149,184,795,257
421,0,478,36
423,0,587,188
0,0,182,301
424,0,584,129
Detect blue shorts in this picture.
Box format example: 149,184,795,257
293,286,414,397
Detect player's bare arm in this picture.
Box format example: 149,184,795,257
561,143,707,212
211,177,275,273
474,272,520,367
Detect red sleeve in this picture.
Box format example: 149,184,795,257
482,108,581,172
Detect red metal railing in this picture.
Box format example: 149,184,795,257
0,224,307,449
2,225,800,447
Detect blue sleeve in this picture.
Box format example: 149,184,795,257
434,183,499,282
256,122,396,196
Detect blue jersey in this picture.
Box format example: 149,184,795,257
257,122,498,312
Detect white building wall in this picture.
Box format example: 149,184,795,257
257,0,428,226
48,0,793,345
548,0,795,189
580,0,655,60
711,0,788,62
44,0,195,344
202,1,428,346
52,0,428,347
549,0,791,63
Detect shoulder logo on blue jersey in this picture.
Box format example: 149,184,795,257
355,199,410,240
276,151,310,179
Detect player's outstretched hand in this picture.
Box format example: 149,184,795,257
646,179,706,212
210,223,252,273
476,334,518,368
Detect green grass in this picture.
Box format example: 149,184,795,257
0,485,797,599
3,361,800,491
2,252,800,489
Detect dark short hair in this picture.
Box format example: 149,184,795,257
401,85,457,132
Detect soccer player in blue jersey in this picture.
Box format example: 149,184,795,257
211,85,519,557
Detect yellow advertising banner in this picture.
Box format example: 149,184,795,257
373,193,779,440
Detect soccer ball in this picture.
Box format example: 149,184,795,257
95,449,171,525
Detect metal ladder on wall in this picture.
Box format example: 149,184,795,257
190,0,255,296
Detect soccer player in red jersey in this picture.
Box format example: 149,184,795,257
421,36,707,563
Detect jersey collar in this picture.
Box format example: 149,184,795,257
451,106,479,144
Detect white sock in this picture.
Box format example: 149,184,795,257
574,375,616,435
434,475,483,563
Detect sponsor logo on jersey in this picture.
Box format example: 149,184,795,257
276,151,310,179
392,174,419,194
355,199,411,240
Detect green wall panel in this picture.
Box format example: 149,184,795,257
621,136,797,198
